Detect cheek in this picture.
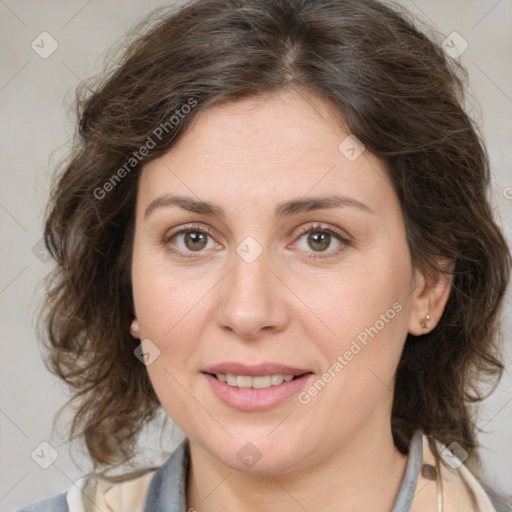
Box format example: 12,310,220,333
131,252,224,395
130,230,205,425
132,247,207,337
301,260,410,351
298,247,412,401
131,260,212,424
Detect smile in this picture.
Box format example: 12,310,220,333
202,372,313,411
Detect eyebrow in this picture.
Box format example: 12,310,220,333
144,194,376,221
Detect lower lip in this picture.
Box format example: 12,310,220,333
203,373,313,411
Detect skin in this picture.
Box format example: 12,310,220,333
130,88,452,512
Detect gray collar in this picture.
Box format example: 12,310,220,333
391,429,424,512
142,437,190,512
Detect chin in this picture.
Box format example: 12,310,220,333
202,431,308,474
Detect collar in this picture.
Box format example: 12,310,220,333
68,430,498,512
142,437,190,512
391,429,424,512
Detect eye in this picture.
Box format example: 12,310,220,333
162,222,350,260
292,223,350,259
163,224,219,257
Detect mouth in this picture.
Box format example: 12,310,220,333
201,365,314,411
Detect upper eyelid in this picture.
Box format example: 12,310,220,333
294,222,349,239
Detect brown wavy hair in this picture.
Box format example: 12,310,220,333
41,0,510,482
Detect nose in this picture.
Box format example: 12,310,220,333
214,249,291,339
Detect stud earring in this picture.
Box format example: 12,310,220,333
420,314,431,329
130,318,140,337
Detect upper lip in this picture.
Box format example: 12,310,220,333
203,362,311,377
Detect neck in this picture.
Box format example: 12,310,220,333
186,419,408,512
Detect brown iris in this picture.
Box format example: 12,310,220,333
308,232,331,252
184,230,208,251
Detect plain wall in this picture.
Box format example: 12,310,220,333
1,0,511,510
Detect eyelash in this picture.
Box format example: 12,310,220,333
162,222,351,260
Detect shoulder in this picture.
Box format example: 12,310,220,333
11,492,68,512
473,474,512,512
84,438,189,512
13,438,190,512
77,470,157,512
419,433,511,512
11,470,158,512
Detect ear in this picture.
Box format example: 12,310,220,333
130,317,141,339
408,260,454,336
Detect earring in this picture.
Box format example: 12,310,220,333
130,318,140,337
420,314,431,329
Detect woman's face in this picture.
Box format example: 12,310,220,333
131,89,427,473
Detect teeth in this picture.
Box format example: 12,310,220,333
236,375,253,388
254,376,273,389
215,373,298,389
271,374,284,386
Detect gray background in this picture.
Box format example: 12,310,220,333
1,0,511,510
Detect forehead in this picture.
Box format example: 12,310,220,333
138,90,394,218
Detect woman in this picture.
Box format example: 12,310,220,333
15,0,511,511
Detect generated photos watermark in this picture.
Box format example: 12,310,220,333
93,97,198,200
298,301,403,405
